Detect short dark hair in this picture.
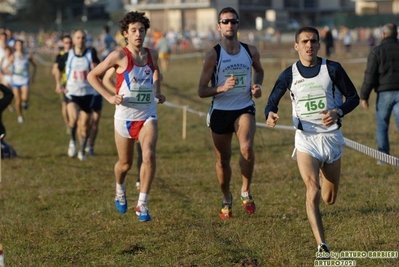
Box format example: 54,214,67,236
218,7,239,21
62,34,71,41
295,26,320,43
73,29,86,39
383,23,398,38
119,11,150,35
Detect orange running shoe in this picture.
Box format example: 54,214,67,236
241,190,256,214
219,192,233,220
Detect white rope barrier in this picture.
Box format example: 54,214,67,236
33,54,53,66
161,101,205,140
162,101,206,117
170,106,399,166
344,138,399,166
256,122,399,166
256,122,295,131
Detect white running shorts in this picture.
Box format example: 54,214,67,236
114,116,157,139
292,129,345,166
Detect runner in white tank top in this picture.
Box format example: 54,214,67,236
65,47,96,97
10,40,36,124
114,46,157,121
0,46,13,87
197,7,264,220
63,30,100,161
265,27,359,255
211,43,254,110
87,11,166,222
11,50,30,87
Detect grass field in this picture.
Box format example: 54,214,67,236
0,42,398,267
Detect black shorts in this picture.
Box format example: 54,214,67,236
61,93,68,103
91,94,103,112
66,95,93,113
209,105,256,134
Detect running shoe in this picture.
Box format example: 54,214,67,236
219,192,233,220
85,145,94,156
22,101,29,110
241,190,256,214
136,204,151,222
77,151,87,161
67,140,77,157
317,243,330,252
1,140,17,159
317,242,330,259
17,116,24,124
115,194,127,213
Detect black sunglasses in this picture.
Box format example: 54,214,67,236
219,19,239,25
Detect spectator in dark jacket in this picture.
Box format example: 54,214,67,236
0,84,13,139
324,27,334,57
360,23,399,163
0,83,17,158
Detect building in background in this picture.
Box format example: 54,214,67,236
122,0,356,35
2,0,399,35
355,0,399,14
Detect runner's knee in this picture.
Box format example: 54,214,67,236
305,184,320,203
239,143,253,161
142,149,156,163
116,161,132,173
322,191,336,205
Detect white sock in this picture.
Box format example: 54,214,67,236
116,182,125,196
137,193,148,206
241,190,250,198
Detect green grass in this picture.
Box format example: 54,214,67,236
0,42,398,267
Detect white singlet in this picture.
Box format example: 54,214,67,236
211,44,254,110
114,47,157,121
11,52,30,87
65,48,95,97
1,57,12,86
290,58,343,133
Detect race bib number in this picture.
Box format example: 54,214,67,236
15,67,27,76
128,86,153,107
72,70,88,81
297,89,326,120
224,71,247,94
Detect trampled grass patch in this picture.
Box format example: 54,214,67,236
0,43,398,266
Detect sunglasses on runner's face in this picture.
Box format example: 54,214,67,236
219,19,239,25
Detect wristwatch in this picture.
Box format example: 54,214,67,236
336,108,344,118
